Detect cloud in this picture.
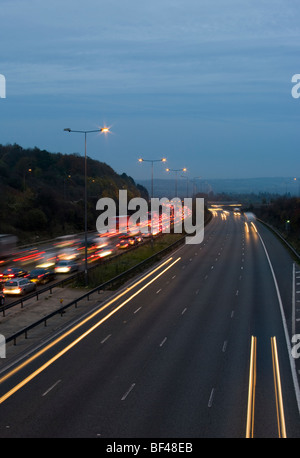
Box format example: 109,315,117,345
1,0,300,179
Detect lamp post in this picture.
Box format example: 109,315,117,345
166,168,187,196
192,176,201,197
64,126,110,286
138,157,166,199
180,175,189,198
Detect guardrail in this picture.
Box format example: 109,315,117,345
6,233,187,345
0,270,83,317
256,218,300,261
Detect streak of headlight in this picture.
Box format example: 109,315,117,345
251,222,258,232
0,257,175,385
246,336,257,438
271,336,287,438
0,257,181,403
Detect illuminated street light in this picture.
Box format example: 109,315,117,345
138,157,167,199
64,126,110,285
166,167,187,196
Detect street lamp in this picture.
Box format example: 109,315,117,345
180,175,189,197
192,176,201,197
166,167,187,196
64,126,110,286
138,157,167,199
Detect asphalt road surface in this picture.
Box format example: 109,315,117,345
0,211,299,438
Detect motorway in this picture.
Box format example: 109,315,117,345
0,211,299,438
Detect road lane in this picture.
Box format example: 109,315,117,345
0,212,299,437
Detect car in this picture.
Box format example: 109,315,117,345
27,268,56,285
3,278,37,295
0,267,29,283
0,292,4,306
36,252,59,268
116,237,130,249
54,260,79,274
135,233,143,243
94,245,115,258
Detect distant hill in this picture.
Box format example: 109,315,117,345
0,143,148,243
138,177,299,199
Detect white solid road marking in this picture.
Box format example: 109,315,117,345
257,231,300,415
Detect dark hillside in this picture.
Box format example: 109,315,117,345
0,143,148,243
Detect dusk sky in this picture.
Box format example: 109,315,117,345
1,0,300,184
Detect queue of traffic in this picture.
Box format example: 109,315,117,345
0,230,149,305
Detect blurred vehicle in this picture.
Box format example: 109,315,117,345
95,245,115,258
36,252,59,268
116,237,130,249
128,233,143,244
0,234,18,259
11,248,46,266
54,235,80,249
27,268,56,285
0,267,28,283
0,291,4,306
54,260,79,274
116,232,144,249
135,233,143,243
3,278,36,295
57,248,79,261
128,236,138,246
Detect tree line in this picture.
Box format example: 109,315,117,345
254,196,300,252
0,143,148,243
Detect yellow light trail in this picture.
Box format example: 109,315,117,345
0,257,181,404
271,336,287,438
246,336,287,438
246,336,257,438
0,257,175,385
251,222,258,233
